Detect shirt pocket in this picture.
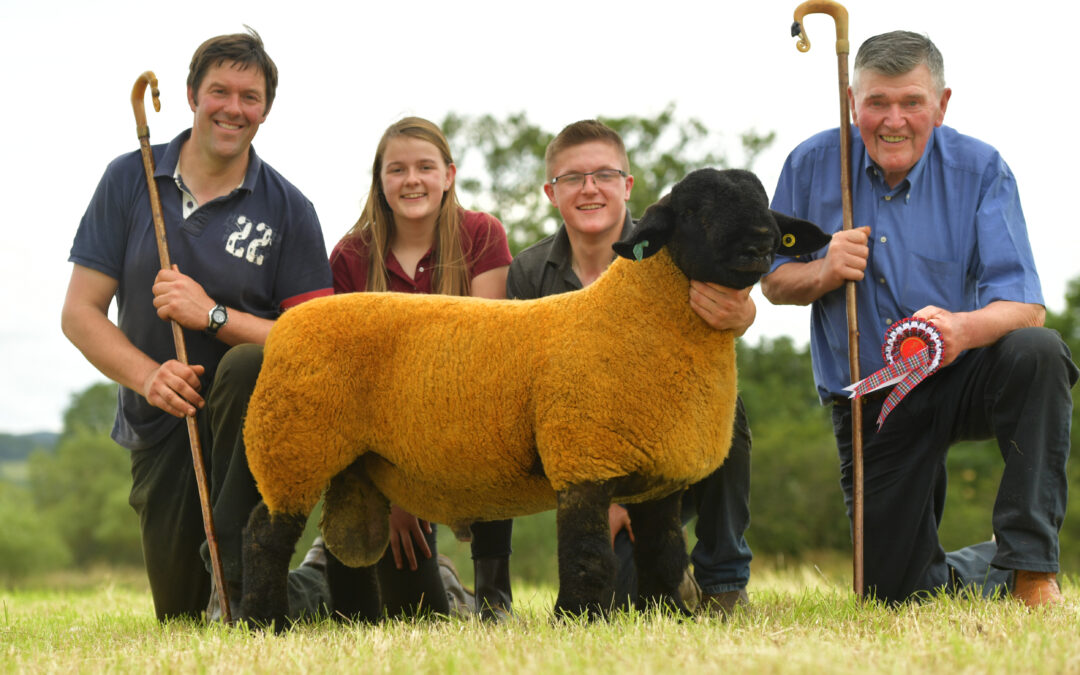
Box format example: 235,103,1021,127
900,252,963,316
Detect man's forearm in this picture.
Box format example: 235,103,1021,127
761,260,838,306
61,301,161,395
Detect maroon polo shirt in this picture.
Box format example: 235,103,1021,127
330,210,511,294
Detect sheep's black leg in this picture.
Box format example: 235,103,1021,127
325,553,381,623
626,489,692,616
241,500,305,631
554,482,615,620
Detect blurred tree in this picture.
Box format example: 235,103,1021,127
59,381,117,443
27,430,141,566
26,381,141,568
735,336,849,557
0,482,71,582
443,105,774,254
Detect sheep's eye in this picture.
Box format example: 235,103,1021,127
782,233,796,248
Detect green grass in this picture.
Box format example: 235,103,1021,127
3,563,1079,674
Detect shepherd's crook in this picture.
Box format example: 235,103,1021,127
131,72,231,623
790,1,865,599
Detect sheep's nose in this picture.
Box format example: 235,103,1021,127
747,237,774,257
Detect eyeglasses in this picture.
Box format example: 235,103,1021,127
549,169,628,188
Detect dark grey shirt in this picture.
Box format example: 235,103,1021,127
506,211,633,300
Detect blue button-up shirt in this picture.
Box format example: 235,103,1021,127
769,125,1043,403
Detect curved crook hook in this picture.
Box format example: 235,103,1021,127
131,71,161,140
791,0,850,55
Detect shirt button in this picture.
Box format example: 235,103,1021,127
885,318,893,325
880,236,887,244
879,277,886,284
418,266,425,273
884,195,892,201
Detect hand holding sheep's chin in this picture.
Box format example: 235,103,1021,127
689,282,756,336
387,504,433,571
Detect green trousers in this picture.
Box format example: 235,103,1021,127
128,344,330,621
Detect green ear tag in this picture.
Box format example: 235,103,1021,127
633,240,650,261
782,233,796,248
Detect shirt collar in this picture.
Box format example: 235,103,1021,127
544,209,634,270
862,126,937,194
154,128,262,193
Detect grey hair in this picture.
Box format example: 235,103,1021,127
853,30,945,95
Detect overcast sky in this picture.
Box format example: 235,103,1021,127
1,0,1075,434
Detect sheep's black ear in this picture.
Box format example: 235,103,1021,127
771,210,831,256
613,194,675,261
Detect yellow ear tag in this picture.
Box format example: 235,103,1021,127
782,233,796,248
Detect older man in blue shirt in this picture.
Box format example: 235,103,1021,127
763,30,1077,606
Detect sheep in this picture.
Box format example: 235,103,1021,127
240,168,828,627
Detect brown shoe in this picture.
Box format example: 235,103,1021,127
700,588,749,618
1012,570,1063,608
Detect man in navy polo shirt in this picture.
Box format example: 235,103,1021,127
62,28,333,622
763,31,1077,606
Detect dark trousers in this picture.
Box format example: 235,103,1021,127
128,344,329,621
613,396,754,604
831,327,1077,604
376,527,450,617
470,519,513,559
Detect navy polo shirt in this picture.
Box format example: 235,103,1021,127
69,129,332,449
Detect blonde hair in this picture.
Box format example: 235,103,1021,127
342,117,469,296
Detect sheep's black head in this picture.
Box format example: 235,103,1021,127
612,168,829,289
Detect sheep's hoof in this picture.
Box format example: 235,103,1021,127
636,595,694,620
552,598,606,623
235,613,290,634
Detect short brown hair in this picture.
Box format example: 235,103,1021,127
544,120,629,179
187,26,279,113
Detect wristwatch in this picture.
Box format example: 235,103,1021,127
207,303,228,336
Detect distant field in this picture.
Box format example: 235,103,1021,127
0,459,27,483
3,565,1078,674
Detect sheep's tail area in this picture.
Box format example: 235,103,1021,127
244,296,365,517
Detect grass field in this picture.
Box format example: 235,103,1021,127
3,563,1078,674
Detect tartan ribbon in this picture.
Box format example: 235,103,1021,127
843,318,945,429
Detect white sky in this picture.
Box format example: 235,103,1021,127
1,0,1075,434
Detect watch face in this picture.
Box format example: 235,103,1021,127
212,308,227,324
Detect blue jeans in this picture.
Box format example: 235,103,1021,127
613,397,753,603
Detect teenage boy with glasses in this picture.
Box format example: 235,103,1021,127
505,119,755,616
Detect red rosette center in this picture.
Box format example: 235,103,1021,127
882,318,944,373
899,336,928,360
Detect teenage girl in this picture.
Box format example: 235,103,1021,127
329,117,514,618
